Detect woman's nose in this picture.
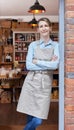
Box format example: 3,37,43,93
42,26,46,30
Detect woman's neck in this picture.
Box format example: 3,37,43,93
41,36,50,44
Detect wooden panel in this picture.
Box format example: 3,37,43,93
52,23,59,31
3,45,13,53
0,46,3,62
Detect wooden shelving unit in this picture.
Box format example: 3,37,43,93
13,31,40,70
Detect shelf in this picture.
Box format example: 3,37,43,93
0,62,13,65
15,50,27,52
51,99,59,102
0,62,13,69
15,40,33,43
53,69,58,74
18,60,26,63
52,86,58,88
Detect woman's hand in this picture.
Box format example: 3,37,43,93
51,55,58,61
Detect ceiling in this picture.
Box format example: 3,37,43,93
0,0,59,22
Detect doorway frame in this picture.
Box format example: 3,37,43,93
59,0,64,130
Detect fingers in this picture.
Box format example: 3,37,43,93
52,55,58,61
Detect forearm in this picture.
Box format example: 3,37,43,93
37,60,59,70
32,57,59,70
26,60,45,70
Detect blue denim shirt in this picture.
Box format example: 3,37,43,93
26,39,60,70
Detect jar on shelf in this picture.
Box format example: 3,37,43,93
18,43,22,50
5,53,12,62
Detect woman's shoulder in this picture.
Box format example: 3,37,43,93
52,40,59,45
29,40,40,47
51,40,59,49
52,40,58,44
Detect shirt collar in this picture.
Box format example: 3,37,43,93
38,39,53,46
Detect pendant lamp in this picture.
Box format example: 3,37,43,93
28,0,46,14
28,15,38,27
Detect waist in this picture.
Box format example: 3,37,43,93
30,70,53,74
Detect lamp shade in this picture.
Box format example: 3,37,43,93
28,0,46,14
29,17,38,27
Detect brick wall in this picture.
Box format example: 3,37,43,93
65,0,74,130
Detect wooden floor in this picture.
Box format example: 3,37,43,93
0,102,58,130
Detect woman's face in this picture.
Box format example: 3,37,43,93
38,21,51,37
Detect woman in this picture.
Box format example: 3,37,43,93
17,17,59,130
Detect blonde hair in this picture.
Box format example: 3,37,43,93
37,17,51,27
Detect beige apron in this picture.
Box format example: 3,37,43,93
17,45,54,119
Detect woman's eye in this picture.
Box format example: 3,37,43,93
39,25,49,28
44,24,49,27
39,25,43,28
